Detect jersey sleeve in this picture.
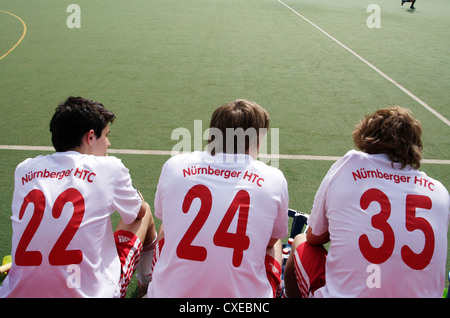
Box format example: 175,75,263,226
271,172,289,239
308,151,354,236
308,173,330,236
112,160,142,224
154,160,169,220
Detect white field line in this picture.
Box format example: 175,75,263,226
1,145,449,164
277,0,450,127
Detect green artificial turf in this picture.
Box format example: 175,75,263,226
1,0,448,296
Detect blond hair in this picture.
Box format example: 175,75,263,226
207,99,270,155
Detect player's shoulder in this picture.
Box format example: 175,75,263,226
320,149,364,182
164,151,208,167
340,149,400,166
417,170,449,196
15,153,51,172
85,154,129,175
331,149,374,169
163,151,202,167
51,151,125,170
93,154,123,165
252,157,286,180
341,149,366,161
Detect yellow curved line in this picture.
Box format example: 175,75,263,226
0,10,27,61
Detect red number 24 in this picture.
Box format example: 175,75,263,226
176,184,250,267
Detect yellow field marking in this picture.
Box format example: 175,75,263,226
0,10,27,61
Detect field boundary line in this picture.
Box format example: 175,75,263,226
0,10,27,61
277,0,450,127
1,145,449,164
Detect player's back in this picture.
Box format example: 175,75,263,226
314,150,449,297
1,151,137,297
148,151,288,297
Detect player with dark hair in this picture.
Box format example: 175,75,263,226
0,96,157,297
402,0,416,10
284,106,449,298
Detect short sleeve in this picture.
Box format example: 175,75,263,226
308,153,352,236
271,173,289,239
308,174,330,236
112,161,142,224
154,160,170,220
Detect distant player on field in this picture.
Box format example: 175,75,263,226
284,106,449,298
0,96,157,297
402,0,416,10
146,99,289,297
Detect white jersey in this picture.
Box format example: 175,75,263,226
147,151,289,297
0,151,142,298
309,150,450,298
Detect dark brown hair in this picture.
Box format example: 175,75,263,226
49,96,115,152
352,106,423,169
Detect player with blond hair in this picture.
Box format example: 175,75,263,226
284,106,449,298
146,99,288,297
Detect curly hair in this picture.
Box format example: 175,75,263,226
352,106,423,169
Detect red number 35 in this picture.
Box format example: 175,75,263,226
358,188,434,270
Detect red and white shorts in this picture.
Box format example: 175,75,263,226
152,237,282,297
265,254,282,297
293,241,327,298
114,230,143,298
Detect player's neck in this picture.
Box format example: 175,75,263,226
68,143,90,155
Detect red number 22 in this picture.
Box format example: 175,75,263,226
15,188,85,266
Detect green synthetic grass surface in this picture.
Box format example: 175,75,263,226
1,0,449,296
